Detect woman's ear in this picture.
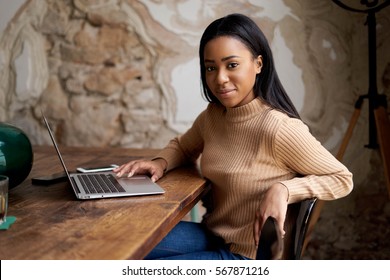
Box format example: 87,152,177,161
256,55,263,74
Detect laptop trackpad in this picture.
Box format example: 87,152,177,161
119,175,164,193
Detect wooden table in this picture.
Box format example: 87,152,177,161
0,146,208,260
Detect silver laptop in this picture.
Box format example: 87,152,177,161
42,113,165,199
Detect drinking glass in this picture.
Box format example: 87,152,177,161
0,175,9,225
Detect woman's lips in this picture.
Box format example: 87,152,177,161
217,88,235,97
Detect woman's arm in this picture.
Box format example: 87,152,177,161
114,110,206,180
274,118,353,203
153,111,206,172
254,116,353,245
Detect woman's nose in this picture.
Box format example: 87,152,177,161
216,69,229,85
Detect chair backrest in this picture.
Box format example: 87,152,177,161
256,198,317,260
256,216,283,260
292,198,317,259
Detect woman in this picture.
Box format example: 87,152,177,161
114,13,353,260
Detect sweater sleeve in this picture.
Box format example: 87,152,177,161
154,110,205,171
274,118,353,203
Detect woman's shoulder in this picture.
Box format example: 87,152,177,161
267,109,305,125
207,102,224,111
191,103,223,125
263,109,309,135
202,102,225,117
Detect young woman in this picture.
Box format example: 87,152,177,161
114,13,353,260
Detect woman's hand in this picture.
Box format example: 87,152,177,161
113,158,168,182
253,183,289,246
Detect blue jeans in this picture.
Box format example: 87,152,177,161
144,221,251,260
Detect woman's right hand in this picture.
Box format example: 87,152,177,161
253,183,289,247
113,158,167,183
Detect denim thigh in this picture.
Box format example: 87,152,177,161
144,221,250,260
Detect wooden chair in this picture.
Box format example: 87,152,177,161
257,198,317,260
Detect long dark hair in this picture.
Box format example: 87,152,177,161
199,13,300,119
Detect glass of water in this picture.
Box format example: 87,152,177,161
0,175,9,225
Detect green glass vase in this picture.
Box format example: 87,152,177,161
0,122,33,189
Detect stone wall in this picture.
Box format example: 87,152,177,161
1,0,182,148
1,0,390,259
3,0,388,152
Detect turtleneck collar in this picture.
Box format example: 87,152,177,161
224,97,270,123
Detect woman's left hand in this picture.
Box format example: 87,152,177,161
253,183,289,246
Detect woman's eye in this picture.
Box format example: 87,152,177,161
228,62,238,69
206,66,215,72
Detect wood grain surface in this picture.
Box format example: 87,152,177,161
0,146,207,260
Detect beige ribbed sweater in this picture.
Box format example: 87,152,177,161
156,97,353,259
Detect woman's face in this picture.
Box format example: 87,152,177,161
203,36,262,108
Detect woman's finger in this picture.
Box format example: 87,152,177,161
253,211,265,246
114,161,137,177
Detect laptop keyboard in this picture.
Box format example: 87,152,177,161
78,174,126,194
